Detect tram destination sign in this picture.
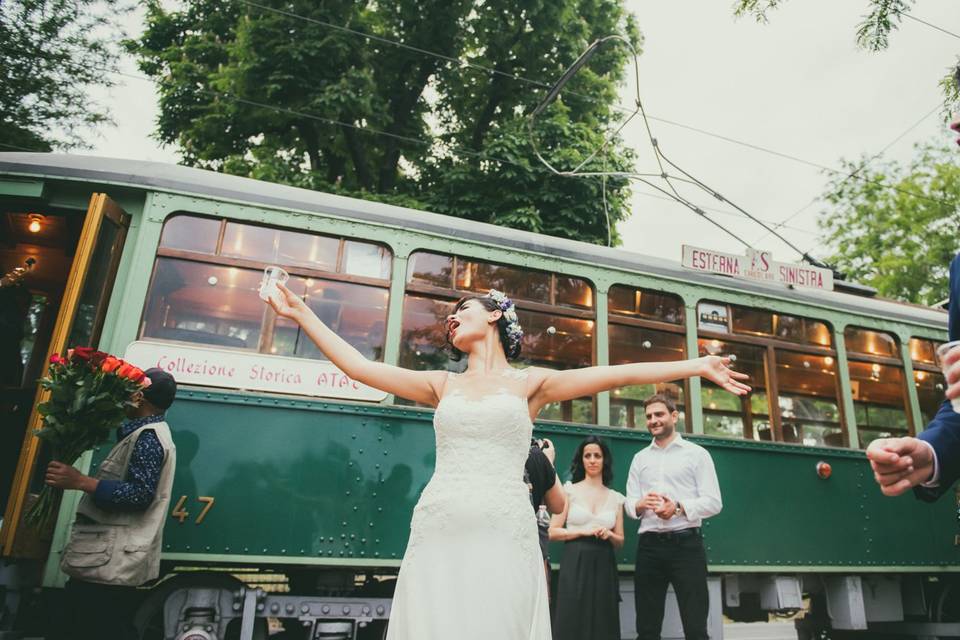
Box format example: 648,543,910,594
681,245,834,291
124,341,388,401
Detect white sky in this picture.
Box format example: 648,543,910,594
83,1,959,265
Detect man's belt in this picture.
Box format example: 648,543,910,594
639,527,701,542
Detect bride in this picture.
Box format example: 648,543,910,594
266,285,749,639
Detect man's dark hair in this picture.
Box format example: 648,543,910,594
643,393,677,414
143,368,177,411
569,436,614,487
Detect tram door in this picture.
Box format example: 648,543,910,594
0,193,129,558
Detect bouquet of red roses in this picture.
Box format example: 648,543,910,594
25,347,151,529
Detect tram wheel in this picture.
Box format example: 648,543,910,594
134,572,247,640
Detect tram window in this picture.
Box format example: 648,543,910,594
844,327,899,359
400,252,596,422
555,276,594,310
915,370,947,424
142,258,263,349
909,337,939,366
221,222,340,272
775,350,843,447
408,253,454,288
609,324,686,430
843,328,910,447
699,339,771,440
731,306,773,336
343,240,391,279
159,215,220,254
397,297,596,420
273,278,389,361
456,260,551,304
609,285,683,324
911,337,946,424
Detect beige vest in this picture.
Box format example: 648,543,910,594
61,421,176,586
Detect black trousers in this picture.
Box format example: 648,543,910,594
50,578,140,640
633,530,709,640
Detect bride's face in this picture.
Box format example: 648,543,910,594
582,444,603,478
446,299,500,353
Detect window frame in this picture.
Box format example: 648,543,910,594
909,335,947,426
607,285,688,430
142,213,393,358
696,299,846,446
402,250,598,422
844,326,915,441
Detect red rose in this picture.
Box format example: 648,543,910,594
90,351,108,366
49,354,64,365
72,347,95,361
116,363,135,379
100,356,122,373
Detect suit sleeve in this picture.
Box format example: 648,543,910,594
915,400,960,502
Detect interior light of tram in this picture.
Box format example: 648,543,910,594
27,214,43,233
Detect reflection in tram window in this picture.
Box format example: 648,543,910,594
609,324,686,430
400,251,596,422
144,215,393,361
608,285,684,324
221,222,340,272
845,328,910,448
159,215,220,254
142,259,263,350
911,337,945,424
699,339,771,440
775,351,843,447
273,278,389,361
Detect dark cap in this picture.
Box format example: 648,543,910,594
142,368,177,411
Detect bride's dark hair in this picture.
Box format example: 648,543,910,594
446,295,522,361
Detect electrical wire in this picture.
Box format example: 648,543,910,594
527,35,822,265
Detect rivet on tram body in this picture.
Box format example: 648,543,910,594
302,604,310,614
286,603,295,614
322,605,331,614
271,603,280,613
343,605,351,614
377,606,385,615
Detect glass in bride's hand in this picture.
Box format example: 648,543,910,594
259,266,289,305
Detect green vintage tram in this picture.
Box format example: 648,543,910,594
0,152,955,639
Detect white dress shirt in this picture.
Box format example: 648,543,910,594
624,433,722,533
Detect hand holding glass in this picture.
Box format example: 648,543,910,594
259,266,289,305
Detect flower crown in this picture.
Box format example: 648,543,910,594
487,289,523,355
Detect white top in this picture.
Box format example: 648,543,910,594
624,434,722,533
562,482,625,533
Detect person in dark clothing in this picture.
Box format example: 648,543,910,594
47,368,178,640
867,254,960,500
525,438,565,593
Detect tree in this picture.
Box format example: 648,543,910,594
0,0,122,151
818,142,960,305
733,1,959,117
128,0,638,246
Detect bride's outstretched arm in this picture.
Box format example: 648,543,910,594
267,282,446,406
529,356,750,411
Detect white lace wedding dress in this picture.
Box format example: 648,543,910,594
386,369,551,639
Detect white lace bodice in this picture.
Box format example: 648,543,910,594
431,369,532,485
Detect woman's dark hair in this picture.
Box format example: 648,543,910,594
569,436,614,486
446,295,522,361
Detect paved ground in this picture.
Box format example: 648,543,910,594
722,621,798,640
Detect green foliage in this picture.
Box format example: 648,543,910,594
732,0,959,117
818,143,960,305
127,0,639,246
0,0,123,151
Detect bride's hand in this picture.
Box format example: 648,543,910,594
267,282,309,322
699,356,751,395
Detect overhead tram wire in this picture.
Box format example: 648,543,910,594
235,0,958,211
901,12,960,41
527,35,824,265
753,102,944,246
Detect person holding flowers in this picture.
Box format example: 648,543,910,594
44,357,177,640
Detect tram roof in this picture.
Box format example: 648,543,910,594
0,152,947,330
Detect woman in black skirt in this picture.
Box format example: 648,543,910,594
549,436,625,640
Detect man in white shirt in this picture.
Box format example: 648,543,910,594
624,394,722,640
